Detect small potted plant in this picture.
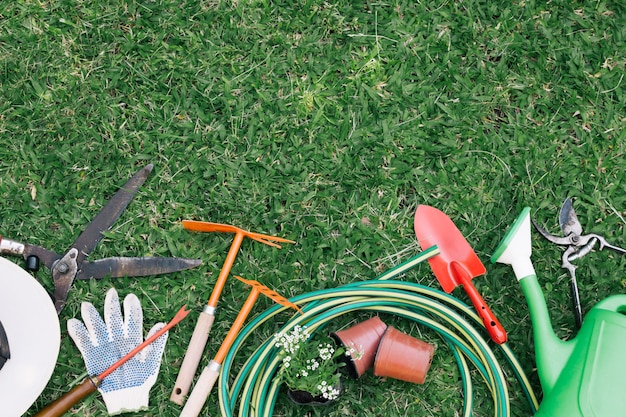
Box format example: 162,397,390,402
273,325,359,405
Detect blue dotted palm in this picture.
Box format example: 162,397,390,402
68,288,168,414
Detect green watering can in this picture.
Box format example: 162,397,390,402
491,207,626,417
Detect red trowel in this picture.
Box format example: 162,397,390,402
414,205,507,344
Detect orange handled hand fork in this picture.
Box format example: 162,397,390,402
170,221,294,405
180,276,302,417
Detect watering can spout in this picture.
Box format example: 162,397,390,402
491,207,571,392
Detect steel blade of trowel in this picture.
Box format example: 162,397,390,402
70,164,153,265
75,257,201,280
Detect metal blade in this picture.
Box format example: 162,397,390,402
531,219,571,245
75,256,202,280
70,164,153,263
559,197,583,237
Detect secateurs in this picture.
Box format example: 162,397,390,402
0,164,201,314
532,197,626,328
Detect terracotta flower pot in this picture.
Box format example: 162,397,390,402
331,316,388,378
373,326,435,384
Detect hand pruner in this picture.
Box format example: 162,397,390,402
0,164,201,314
532,197,626,328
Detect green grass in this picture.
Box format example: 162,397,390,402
1,0,626,415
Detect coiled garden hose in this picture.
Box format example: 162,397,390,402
218,250,540,417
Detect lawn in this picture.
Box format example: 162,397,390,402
1,0,625,416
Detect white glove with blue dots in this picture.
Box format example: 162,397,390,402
67,288,168,415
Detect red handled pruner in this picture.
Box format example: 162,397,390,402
532,197,626,328
0,164,201,314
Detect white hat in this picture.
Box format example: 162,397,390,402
0,256,60,417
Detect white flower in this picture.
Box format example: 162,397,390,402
274,325,344,399
346,344,364,360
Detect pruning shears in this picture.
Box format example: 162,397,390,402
0,164,201,314
532,197,626,328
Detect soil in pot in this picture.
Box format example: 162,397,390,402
287,378,342,406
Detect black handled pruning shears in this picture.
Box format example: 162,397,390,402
0,164,201,314
532,197,626,328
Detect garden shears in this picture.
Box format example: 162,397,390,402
532,197,626,328
0,164,201,314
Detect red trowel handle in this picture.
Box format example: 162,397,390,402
459,274,507,344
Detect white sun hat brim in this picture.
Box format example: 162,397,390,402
0,256,60,417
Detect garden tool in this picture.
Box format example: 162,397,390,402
532,197,626,328
0,164,201,314
170,221,294,405
414,205,507,344
34,288,190,417
492,207,626,417
180,275,302,417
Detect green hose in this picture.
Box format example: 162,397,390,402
218,250,539,417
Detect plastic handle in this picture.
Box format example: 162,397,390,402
170,310,215,405
33,377,99,417
461,276,507,344
179,361,221,417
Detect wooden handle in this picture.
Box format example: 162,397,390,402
34,377,99,417
462,278,508,344
179,361,221,417
170,310,215,405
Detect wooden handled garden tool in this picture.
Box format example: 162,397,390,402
34,305,190,417
170,221,294,405
414,205,507,344
180,275,302,417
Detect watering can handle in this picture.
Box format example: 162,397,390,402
594,294,626,314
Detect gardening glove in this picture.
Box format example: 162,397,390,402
67,288,168,415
